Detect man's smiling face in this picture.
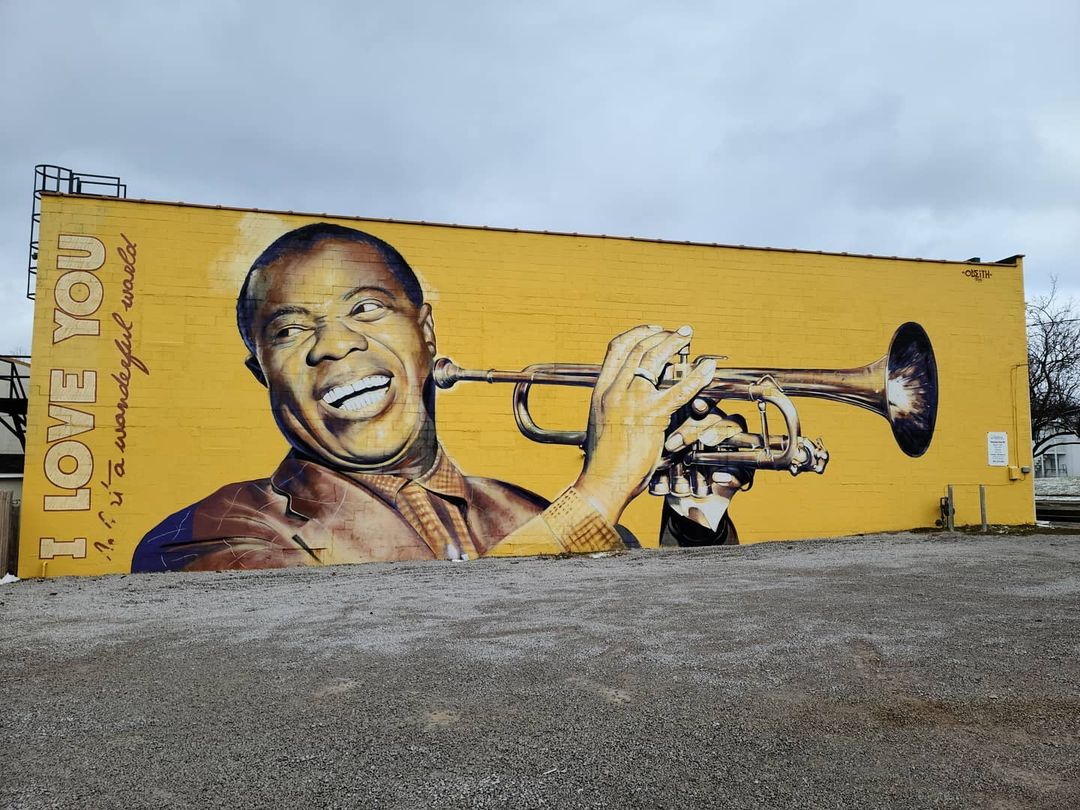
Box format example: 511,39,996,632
247,240,436,471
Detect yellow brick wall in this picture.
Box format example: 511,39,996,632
19,195,1034,577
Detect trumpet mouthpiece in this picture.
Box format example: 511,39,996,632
432,357,461,389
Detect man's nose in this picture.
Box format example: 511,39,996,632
306,320,368,366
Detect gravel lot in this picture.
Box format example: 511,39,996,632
2,532,1078,809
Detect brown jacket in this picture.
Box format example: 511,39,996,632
131,453,550,572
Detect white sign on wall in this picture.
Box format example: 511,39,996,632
987,432,1009,466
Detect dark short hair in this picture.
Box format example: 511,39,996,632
236,223,424,352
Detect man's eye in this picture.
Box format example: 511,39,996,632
275,325,307,339
351,300,386,318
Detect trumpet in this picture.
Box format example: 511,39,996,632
433,322,938,496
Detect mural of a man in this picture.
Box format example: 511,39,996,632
132,224,747,572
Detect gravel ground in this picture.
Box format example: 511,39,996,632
1,532,1078,810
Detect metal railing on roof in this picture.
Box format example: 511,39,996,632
27,164,127,300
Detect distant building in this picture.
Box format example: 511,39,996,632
1035,435,1080,479
0,356,29,504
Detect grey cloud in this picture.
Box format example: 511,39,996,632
1,0,1078,352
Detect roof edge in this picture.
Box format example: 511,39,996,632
39,192,1024,267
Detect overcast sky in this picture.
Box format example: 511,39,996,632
1,0,1077,354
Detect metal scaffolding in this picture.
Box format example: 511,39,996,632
27,164,126,300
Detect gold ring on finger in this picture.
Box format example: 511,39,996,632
632,367,658,386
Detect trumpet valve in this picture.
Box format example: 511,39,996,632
788,437,830,476
676,345,690,380
648,469,671,496
663,344,692,386
810,438,829,474
691,467,709,498
670,463,692,497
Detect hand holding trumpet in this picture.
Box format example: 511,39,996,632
573,324,739,526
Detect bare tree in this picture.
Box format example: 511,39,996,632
1027,281,1080,461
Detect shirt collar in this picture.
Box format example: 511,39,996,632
270,446,470,519
411,446,470,501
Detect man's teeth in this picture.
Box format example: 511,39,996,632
337,387,388,412
322,375,391,410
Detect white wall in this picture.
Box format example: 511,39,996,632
0,426,23,455
1035,434,1080,478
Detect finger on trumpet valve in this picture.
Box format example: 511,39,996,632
670,463,692,497
692,467,709,498
690,396,710,417
676,345,691,381
662,339,692,386
649,468,671,496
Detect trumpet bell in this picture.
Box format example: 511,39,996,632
884,321,938,458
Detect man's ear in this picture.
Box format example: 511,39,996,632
419,303,436,354
245,354,268,387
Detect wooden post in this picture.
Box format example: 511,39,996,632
0,490,13,575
